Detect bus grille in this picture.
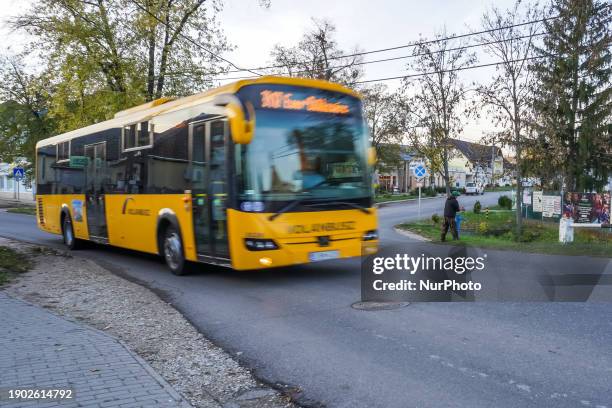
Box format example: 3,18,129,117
37,198,44,225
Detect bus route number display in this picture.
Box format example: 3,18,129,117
260,90,350,114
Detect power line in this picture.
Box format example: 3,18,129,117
211,16,554,75
64,2,551,88
209,55,547,86
164,31,545,81
354,55,547,84
127,0,262,77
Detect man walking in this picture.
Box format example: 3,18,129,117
441,191,461,241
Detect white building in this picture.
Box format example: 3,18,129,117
0,163,33,195
375,139,507,192
447,139,504,189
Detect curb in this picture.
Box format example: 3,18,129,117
393,227,432,242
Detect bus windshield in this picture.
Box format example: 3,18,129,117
235,84,370,210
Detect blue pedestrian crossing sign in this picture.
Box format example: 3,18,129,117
413,164,427,178
12,167,25,181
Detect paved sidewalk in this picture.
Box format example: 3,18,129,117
0,292,193,408
0,191,35,208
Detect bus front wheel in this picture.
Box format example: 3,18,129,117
163,226,186,275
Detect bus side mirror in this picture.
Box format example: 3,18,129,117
368,147,377,166
216,95,255,145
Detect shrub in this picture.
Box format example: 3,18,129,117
516,230,541,242
431,213,440,224
498,195,512,210
477,222,489,234
425,188,437,197
473,201,482,214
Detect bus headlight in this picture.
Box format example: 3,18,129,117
244,238,279,251
363,230,379,241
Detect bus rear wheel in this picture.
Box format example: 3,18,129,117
62,215,81,250
163,226,186,275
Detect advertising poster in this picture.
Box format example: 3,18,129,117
533,191,543,212
563,192,611,223
542,195,561,218
71,199,83,222
523,190,532,205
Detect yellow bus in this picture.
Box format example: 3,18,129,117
35,76,378,274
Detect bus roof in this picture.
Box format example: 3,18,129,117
36,76,361,149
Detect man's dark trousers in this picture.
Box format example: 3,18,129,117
441,216,458,241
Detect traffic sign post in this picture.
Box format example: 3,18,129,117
12,167,24,201
413,165,428,220
413,165,427,179
418,181,422,219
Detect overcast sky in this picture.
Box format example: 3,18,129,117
0,0,528,144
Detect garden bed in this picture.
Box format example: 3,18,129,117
398,206,611,257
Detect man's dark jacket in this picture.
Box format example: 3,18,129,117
444,197,460,218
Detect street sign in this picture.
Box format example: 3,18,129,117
413,164,427,178
408,160,424,170
12,167,24,201
13,167,24,181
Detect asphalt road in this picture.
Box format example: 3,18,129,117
1,192,611,408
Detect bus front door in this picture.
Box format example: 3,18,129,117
190,119,229,261
85,142,108,242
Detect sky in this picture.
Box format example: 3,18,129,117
0,0,526,144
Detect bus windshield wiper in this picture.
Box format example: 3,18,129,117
268,197,308,221
268,180,331,221
304,200,371,214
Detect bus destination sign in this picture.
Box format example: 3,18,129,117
260,90,350,114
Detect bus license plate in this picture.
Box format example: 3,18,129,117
309,250,340,262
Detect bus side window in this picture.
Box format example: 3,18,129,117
123,124,137,150
138,121,151,147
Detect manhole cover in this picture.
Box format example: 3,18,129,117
351,301,410,311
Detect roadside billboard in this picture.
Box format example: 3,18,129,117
533,191,543,212
563,192,611,224
542,195,562,218
525,190,562,220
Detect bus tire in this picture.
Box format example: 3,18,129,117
162,225,186,275
61,213,81,250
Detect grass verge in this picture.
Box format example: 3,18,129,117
375,194,417,203
397,207,611,257
485,186,514,192
0,246,33,285
6,207,36,215
376,192,441,203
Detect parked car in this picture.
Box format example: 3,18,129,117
465,182,484,195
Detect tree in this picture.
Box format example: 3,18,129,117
269,19,364,87
133,0,233,99
476,0,540,236
361,84,406,173
531,0,611,192
406,124,447,190
10,0,233,131
0,54,54,179
402,31,476,195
